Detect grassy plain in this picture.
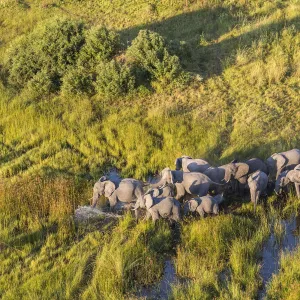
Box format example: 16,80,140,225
0,0,300,299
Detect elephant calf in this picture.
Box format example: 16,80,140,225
183,194,224,218
175,155,211,173
247,171,268,212
275,164,300,198
143,194,181,224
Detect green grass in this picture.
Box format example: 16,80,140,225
266,245,300,300
171,204,269,299
1,0,300,299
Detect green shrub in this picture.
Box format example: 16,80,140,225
6,35,43,88
61,67,95,96
6,18,85,90
96,60,135,97
37,19,85,76
78,26,120,71
26,70,55,98
126,30,186,89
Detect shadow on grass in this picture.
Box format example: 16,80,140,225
119,6,300,77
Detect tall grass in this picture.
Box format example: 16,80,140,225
266,245,300,299
171,204,269,299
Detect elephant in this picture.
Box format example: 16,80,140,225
175,155,211,173
203,164,232,194
183,194,224,217
274,164,300,198
151,168,224,201
92,176,145,217
134,183,175,210
266,149,300,179
143,194,181,223
247,171,268,212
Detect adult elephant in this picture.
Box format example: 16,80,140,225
266,149,300,179
275,164,300,198
224,158,268,183
91,176,145,216
203,165,230,193
151,168,223,201
175,155,211,173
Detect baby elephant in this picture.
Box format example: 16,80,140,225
275,164,300,198
183,194,224,218
144,193,181,224
247,171,268,212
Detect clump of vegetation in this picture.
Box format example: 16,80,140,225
61,67,95,97
78,26,121,71
127,30,188,90
96,60,135,97
6,18,85,90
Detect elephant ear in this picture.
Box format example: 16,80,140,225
99,176,107,182
276,154,288,171
104,181,115,197
189,199,199,212
145,194,154,210
162,168,174,184
235,163,249,184
175,158,181,169
152,188,160,198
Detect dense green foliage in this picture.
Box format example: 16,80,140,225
127,30,188,90
0,0,300,299
96,60,135,97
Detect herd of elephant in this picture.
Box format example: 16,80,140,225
91,148,300,223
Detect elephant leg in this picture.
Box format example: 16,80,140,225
171,205,180,222
134,208,141,220
196,206,205,218
213,203,219,215
175,183,185,201
254,190,261,213
295,183,300,199
151,210,160,224
250,188,255,204
144,210,151,221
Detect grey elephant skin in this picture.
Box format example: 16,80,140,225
151,168,224,201
247,171,268,212
175,155,211,173
224,158,268,195
183,194,224,217
266,149,300,179
275,164,300,198
92,176,144,216
143,193,181,223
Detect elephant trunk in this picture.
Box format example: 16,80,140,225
224,170,232,183
91,193,99,208
151,178,166,188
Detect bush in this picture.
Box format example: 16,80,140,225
127,30,186,89
6,18,85,90
38,18,85,77
6,35,43,88
26,70,56,98
96,60,135,97
78,26,120,71
61,67,95,96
